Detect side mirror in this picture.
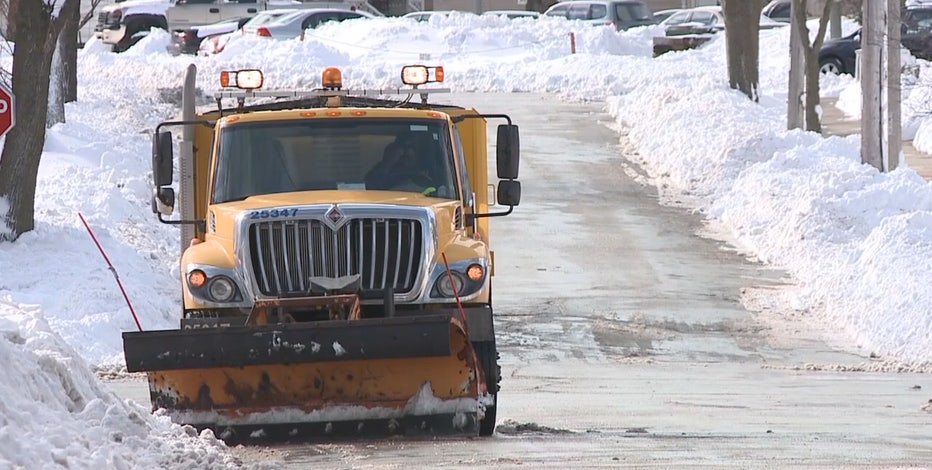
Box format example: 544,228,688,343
153,131,174,187
153,187,175,216
496,180,521,207
496,124,520,180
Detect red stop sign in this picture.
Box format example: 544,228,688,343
0,84,14,137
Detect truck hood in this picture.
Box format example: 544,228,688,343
100,0,171,16
219,190,452,211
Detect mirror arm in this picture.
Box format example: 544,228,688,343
466,206,514,224
451,113,513,125
158,213,206,232
156,119,215,135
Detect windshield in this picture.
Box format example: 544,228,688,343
212,118,458,203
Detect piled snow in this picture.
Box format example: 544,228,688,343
0,305,241,468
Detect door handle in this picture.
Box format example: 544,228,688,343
247,8,257,12
209,8,219,13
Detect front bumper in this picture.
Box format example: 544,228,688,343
93,25,126,45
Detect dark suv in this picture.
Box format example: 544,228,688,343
819,6,932,75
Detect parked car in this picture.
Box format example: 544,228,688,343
246,8,373,38
818,29,860,75
401,10,456,22
482,10,540,19
542,0,657,31
658,6,784,36
653,6,786,56
761,0,791,23
819,6,932,75
241,9,300,36
167,16,252,55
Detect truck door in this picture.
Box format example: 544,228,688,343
217,0,260,23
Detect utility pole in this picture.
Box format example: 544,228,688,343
860,0,902,172
787,0,804,130
885,0,901,171
860,0,883,171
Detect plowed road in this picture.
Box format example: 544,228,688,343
109,93,932,469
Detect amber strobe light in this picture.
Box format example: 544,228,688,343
467,264,484,281
322,67,343,90
188,269,207,287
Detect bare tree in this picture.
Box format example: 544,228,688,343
792,0,834,132
721,0,762,101
0,0,81,241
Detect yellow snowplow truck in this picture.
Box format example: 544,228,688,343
122,65,521,442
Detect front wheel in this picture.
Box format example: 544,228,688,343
819,56,845,75
473,340,500,436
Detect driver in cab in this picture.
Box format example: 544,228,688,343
366,133,442,196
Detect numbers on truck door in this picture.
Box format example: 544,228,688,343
248,208,299,219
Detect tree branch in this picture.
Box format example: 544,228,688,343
812,0,835,51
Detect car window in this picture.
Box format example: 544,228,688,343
245,12,289,27
338,11,364,21
546,4,570,17
690,11,714,25
664,11,689,25
567,4,590,20
771,3,790,19
615,2,652,21
905,9,932,31
590,4,607,20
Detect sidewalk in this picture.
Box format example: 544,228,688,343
820,98,932,181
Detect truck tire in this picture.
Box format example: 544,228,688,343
474,339,500,436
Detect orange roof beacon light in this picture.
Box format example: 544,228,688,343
322,67,343,90
401,65,444,87
219,69,264,90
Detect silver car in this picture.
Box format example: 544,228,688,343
240,9,300,36
248,8,373,38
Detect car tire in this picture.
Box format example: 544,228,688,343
819,56,845,75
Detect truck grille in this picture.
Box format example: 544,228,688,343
249,218,423,297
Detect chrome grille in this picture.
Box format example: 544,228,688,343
249,218,423,296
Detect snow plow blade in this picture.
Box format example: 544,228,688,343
122,313,483,442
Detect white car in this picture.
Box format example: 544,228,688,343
481,10,540,20
241,9,300,36
659,6,785,34
246,8,373,38
401,10,457,22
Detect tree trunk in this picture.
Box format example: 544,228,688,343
62,2,79,103
803,49,822,131
4,0,16,38
0,0,79,241
721,0,761,101
793,0,833,133
48,38,64,127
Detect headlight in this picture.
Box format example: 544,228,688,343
431,259,488,299
185,265,245,306
208,276,236,302
436,272,465,297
